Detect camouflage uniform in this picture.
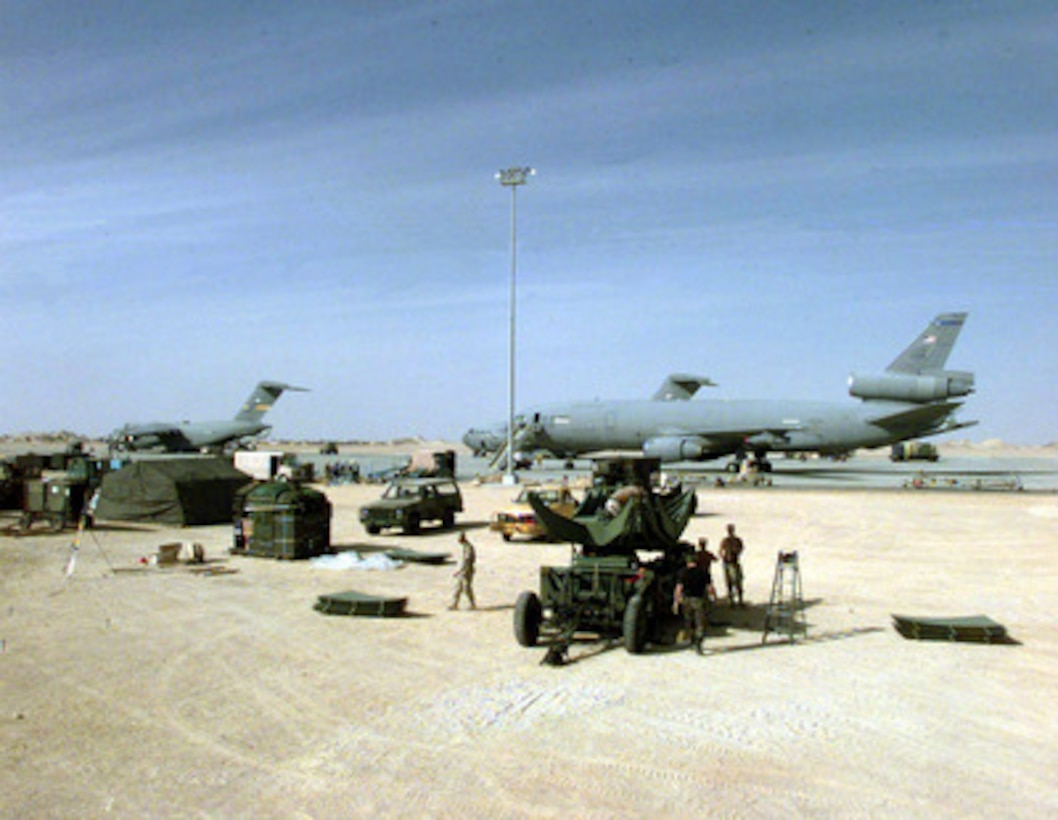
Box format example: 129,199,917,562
719,524,745,606
450,535,476,610
674,559,709,653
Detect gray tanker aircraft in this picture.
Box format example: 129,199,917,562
108,380,307,453
462,373,716,456
469,313,976,469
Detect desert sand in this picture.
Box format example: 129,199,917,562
2,450,1057,817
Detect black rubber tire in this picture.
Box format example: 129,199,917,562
366,524,381,535
623,593,649,654
514,591,542,647
403,513,420,535
441,510,455,529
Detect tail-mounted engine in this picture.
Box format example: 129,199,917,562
848,370,974,403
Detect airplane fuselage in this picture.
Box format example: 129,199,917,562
112,420,269,452
108,380,306,454
517,397,962,462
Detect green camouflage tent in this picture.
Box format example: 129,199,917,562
95,458,251,526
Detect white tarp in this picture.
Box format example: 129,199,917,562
310,552,404,571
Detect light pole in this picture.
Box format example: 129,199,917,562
497,166,534,485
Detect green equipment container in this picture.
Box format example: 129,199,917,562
234,482,331,559
20,476,87,531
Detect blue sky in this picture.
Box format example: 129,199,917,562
2,1,1055,443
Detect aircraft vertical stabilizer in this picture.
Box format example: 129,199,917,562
886,312,967,374
235,381,308,423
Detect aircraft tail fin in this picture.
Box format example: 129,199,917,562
886,312,968,374
234,381,309,423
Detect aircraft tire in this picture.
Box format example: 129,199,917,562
514,591,542,647
623,593,649,654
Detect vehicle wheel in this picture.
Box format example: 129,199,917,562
441,510,455,529
502,532,512,542
623,593,649,654
49,515,65,532
403,513,420,535
725,461,740,473
366,524,381,535
514,591,542,647
18,512,32,531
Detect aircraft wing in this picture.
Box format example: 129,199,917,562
120,422,179,436
867,402,964,434
656,421,805,451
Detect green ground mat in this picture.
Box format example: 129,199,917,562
315,590,408,617
892,614,1012,643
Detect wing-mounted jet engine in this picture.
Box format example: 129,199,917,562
643,435,711,462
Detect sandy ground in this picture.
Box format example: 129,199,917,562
2,457,1058,817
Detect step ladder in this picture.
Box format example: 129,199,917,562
762,550,806,644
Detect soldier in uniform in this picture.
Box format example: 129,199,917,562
673,551,709,654
696,537,718,606
449,532,477,610
719,523,745,607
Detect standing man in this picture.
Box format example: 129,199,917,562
696,537,718,606
673,550,709,654
719,523,745,607
449,532,477,610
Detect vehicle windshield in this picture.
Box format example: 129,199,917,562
382,483,419,500
516,487,567,504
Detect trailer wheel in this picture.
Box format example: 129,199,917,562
514,591,542,647
623,593,649,654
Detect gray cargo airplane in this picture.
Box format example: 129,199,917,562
108,380,308,453
461,373,716,456
471,313,976,469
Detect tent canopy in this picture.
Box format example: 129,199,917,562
96,458,251,526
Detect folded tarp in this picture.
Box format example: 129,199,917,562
383,547,450,565
314,590,407,617
892,614,1012,644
